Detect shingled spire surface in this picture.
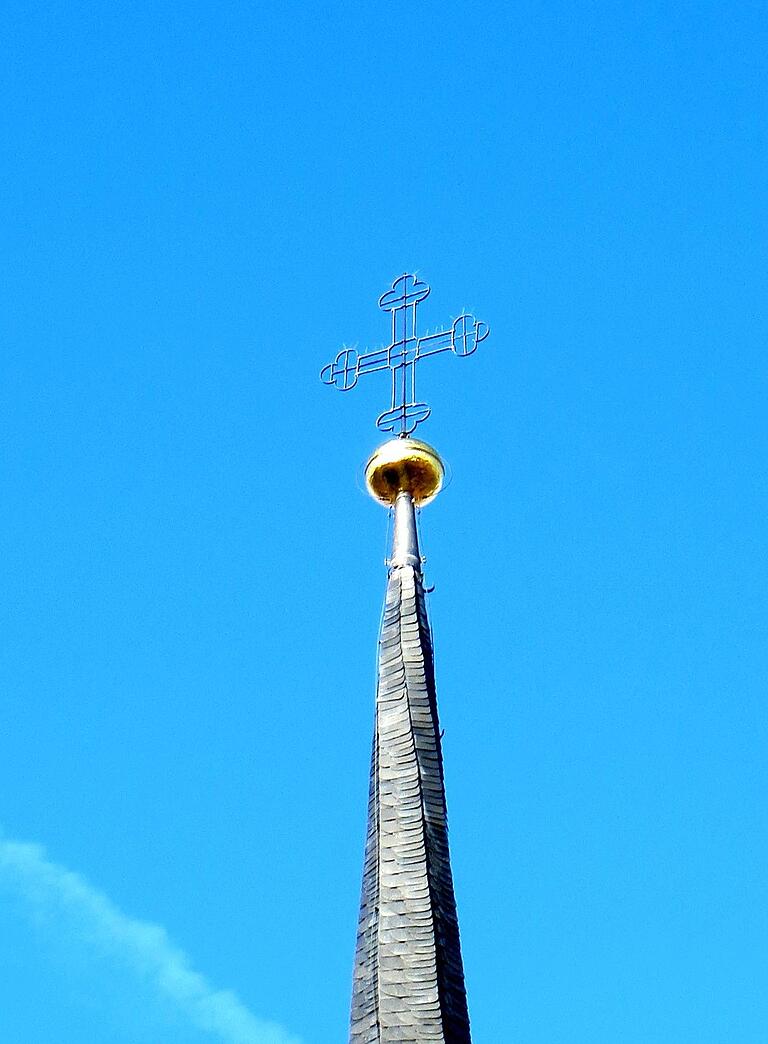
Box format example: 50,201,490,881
349,491,471,1044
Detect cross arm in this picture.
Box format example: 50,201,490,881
320,345,391,391
416,313,490,361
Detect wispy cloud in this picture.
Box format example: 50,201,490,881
0,832,301,1044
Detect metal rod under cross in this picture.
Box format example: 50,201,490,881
320,273,490,437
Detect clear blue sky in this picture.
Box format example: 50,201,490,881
1,2,767,1041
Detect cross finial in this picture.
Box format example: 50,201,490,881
320,273,489,436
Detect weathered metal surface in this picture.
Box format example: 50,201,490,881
349,494,471,1043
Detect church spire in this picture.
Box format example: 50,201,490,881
320,275,489,1044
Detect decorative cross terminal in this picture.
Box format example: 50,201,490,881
320,273,489,436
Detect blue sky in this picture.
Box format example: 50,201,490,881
1,1,767,1041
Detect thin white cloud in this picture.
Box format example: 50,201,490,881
0,832,301,1044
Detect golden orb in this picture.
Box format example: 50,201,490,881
364,438,445,507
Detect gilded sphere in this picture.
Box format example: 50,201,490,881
364,438,445,507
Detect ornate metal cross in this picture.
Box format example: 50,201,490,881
320,273,489,436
